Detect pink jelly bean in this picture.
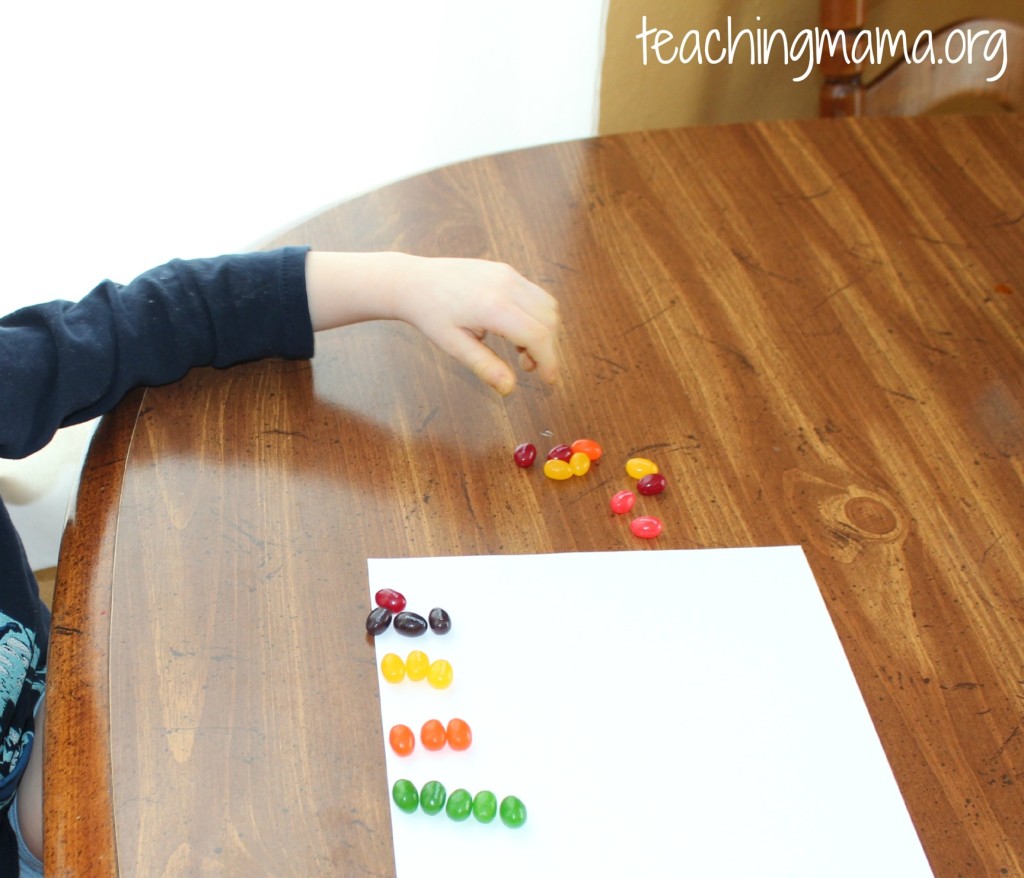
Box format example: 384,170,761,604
630,516,663,539
610,490,636,514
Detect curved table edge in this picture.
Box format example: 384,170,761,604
44,388,145,876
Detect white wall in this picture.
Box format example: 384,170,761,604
0,0,608,569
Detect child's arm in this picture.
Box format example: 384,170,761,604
305,251,560,395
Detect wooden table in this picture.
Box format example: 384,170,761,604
46,114,1023,876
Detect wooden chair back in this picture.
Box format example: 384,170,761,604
820,0,1024,115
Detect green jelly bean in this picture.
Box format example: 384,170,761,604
446,788,473,822
420,780,447,816
472,790,498,824
499,795,527,828
392,779,418,814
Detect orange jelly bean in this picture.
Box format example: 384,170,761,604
446,718,473,751
570,438,603,461
389,724,415,756
421,719,447,751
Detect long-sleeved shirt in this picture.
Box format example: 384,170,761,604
0,246,313,869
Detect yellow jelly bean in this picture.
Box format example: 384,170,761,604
543,459,573,480
381,653,405,683
625,457,659,479
406,649,430,681
427,658,454,689
569,451,591,476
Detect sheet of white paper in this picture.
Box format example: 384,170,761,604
367,547,933,877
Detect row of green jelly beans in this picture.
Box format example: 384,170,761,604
392,779,526,828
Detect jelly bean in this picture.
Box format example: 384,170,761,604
389,724,415,756
445,718,472,751
543,459,573,481
637,472,667,496
499,795,527,828
569,451,591,476
446,789,474,822
374,588,407,612
570,438,603,461
630,516,663,539
427,659,454,689
405,649,430,681
365,606,392,635
547,444,572,462
428,607,451,634
380,653,405,683
513,442,537,468
394,611,428,637
625,457,659,479
472,790,498,824
392,779,419,814
421,719,447,751
420,780,447,816
610,490,636,514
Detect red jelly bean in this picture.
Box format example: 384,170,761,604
637,473,667,496
547,444,573,462
375,589,407,612
630,516,663,539
513,443,537,468
610,490,636,514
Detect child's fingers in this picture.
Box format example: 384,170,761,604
435,325,517,395
518,348,537,373
479,306,559,385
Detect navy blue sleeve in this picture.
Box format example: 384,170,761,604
0,247,313,460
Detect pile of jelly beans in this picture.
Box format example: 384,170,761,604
515,437,602,481
515,439,668,540
366,589,452,637
381,650,454,689
392,779,527,828
389,717,472,755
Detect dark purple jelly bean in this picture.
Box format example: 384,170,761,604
637,472,667,496
394,611,428,637
365,606,392,635
546,444,573,462
428,607,451,634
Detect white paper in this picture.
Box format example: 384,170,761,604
368,547,933,877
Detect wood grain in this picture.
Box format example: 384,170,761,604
48,114,1023,876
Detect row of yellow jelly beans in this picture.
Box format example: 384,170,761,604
381,649,453,689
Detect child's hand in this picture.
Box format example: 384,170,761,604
391,255,559,395
306,251,560,395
